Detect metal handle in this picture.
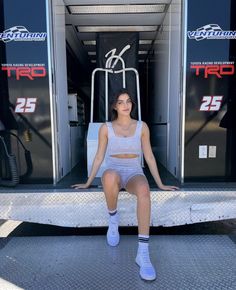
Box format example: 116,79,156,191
113,68,141,121
90,68,112,123
90,62,141,122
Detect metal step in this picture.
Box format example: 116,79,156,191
0,187,236,227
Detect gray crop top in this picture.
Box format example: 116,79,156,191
106,121,143,156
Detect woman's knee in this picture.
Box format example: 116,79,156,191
135,182,150,199
102,170,120,186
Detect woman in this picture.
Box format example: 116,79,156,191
72,89,178,281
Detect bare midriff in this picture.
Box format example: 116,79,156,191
110,154,139,159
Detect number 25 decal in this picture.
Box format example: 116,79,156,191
15,98,37,113
199,96,223,111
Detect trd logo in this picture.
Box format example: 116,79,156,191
1,66,46,80
190,64,234,78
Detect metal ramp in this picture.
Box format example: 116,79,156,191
0,187,236,228
0,235,235,289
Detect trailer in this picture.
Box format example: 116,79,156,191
0,0,236,228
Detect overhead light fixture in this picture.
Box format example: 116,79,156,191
84,41,154,47
138,51,148,55
139,40,153,45
77,26,158,33
91,60,96,63
88,51,96,56
68,4,165,14
83,40,96,45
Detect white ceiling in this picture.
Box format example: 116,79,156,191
64,0,172,64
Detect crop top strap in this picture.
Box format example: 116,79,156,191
106,122,115,138
136,121,143,137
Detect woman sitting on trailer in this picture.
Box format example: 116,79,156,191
72,89,178,281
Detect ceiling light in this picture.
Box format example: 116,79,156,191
68,5,165,14
138,51,148,55
84,40,154,46
91,60,96,63
77,26,158,33
139,40,153,45
88,51,96,55
83,40,96,45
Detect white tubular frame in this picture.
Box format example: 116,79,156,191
90,55,141,122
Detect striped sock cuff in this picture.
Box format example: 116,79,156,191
108,209,117,216
138,234,149,244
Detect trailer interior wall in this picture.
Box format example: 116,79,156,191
46,0,67,183
150,0,182,179
49,0,84,183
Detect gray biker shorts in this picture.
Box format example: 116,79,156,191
101,158,145,189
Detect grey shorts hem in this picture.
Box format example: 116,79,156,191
101,168,145,190
122,173,146,189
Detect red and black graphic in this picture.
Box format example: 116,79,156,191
0,0,53,184
1,64,46,80
185,0,236,182
190,62,235,78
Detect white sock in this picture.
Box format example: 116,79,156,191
138,234,149,251
108,209,119,223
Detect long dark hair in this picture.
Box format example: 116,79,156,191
110,89,136,121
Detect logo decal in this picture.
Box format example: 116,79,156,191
0,26,47,43
188,24,236,41
199,96,223,111
105,45,131,69
15,98,37,113
1,64,46,80
190,62,235,78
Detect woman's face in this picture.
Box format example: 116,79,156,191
114,93,132,116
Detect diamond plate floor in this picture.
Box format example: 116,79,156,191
0,235,236,290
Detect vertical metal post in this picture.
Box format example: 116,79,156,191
90,68,112,123
135,69,141,121
114,68,141,121
90,69,96,123
105,70,108,121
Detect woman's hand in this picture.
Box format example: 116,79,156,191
158,184,179,191
71,183,90,189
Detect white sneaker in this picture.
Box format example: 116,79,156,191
106,220,120,247
135,249,156,281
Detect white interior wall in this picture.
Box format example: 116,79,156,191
167,0,182,177
151,3,171,168
153,0,182,177
51,0,70,180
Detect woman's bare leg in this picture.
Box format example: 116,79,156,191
102,169,121,211
126,175,156,281
126,175,150,235
102,169,121,247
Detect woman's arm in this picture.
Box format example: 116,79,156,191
141,122,179,191
71,123,108,189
